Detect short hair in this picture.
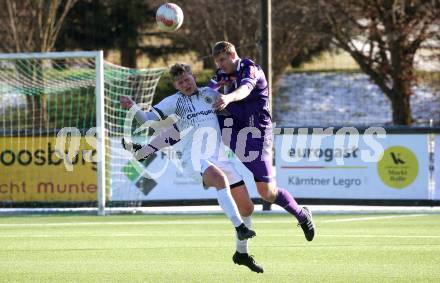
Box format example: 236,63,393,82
212,41,237,57
169,63,192,81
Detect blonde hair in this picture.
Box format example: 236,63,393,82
212,41,237,57
169,63,192,81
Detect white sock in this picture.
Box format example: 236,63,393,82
236,216,252,254
216,188,243,227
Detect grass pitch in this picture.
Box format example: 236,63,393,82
0,213,439,282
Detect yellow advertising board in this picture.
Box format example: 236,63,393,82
0,136,97,202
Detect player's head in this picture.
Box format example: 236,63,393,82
169,63,197,96
212,41,239,75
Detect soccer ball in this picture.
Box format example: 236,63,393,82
156,3,184,32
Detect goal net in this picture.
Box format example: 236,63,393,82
0,51,165,215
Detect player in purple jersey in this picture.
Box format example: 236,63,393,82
210,41,315,244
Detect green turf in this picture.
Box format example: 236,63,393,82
0,213,439,282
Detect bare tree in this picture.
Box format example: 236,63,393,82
318,0,439,125
0,0,77,127
172,0,330,83
0,0,77,52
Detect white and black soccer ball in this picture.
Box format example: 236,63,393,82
156,3,184,32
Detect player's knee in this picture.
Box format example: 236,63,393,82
204,166,228,189
257,183,277,203
258,191,271,202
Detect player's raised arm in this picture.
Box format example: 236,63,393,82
120,95,161,125
214,85,251,111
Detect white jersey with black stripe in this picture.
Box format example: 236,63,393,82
152,87,221,133
151,87,239,182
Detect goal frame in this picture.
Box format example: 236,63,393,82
0,51,106,215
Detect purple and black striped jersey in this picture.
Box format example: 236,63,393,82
209,58,272,130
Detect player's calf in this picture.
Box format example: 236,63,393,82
121,138,152,162
203,166,256,239
230,182,254,217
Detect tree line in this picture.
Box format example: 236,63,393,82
0,0,438,125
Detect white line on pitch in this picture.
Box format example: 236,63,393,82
0,219,294,227
0,220,230,227
0,214,433,228
318,234,440,238
0,233,440,239
321,214,429,223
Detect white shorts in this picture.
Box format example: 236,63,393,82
178,137,243,188
182,157,243,188
200,158,243,185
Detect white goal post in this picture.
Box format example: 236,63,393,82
0,51,165,215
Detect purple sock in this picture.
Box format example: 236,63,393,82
274,188,306,223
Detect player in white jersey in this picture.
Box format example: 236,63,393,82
138,83,232,183
120,64,261,255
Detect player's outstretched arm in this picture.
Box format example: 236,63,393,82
120,95,159,125
214,85,252,111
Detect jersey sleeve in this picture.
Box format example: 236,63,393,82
239,63,259,91
203,87,221,101
202,87,231,116
151,95,177,120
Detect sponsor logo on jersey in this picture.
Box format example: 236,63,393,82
186,109,214,120
204,96,213,104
